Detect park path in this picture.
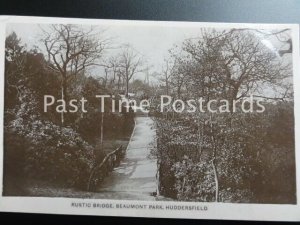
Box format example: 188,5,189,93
95,115,158,200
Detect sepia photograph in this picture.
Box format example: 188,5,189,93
0,16,299,221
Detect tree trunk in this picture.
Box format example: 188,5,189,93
126,77,129,98
100,112,104,151
61,75,68,125
166,79,169,95
210,114,219,202
211,157,219,202
61,86,64,125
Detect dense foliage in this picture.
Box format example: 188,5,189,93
155,103,295,203
3,32,134,194
154,29,295,203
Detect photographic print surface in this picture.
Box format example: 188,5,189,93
0,16,299,221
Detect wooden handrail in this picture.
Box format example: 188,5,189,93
87,145,124,191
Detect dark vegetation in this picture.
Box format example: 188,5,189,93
3,29,134,195
153,29,296,203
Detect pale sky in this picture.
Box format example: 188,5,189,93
6,22,292,87
6,23,206,82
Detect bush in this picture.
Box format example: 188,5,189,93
5,105,95,189
155,102,296,203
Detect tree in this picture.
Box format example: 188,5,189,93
181,29,291,201
231,28,292,56
161,59,175,95
118,45,144,97
102,56,122,92
41,24,109,123
158,28,294,202
5,32,27,107
175,29,292,109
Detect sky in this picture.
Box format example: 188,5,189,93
6,23,206,83
6,22,292,87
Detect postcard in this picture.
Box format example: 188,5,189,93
0,16,299,221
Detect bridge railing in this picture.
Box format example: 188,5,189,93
87,145,125,191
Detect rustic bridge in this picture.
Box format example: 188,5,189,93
87,145,126,191
90,115,158,200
